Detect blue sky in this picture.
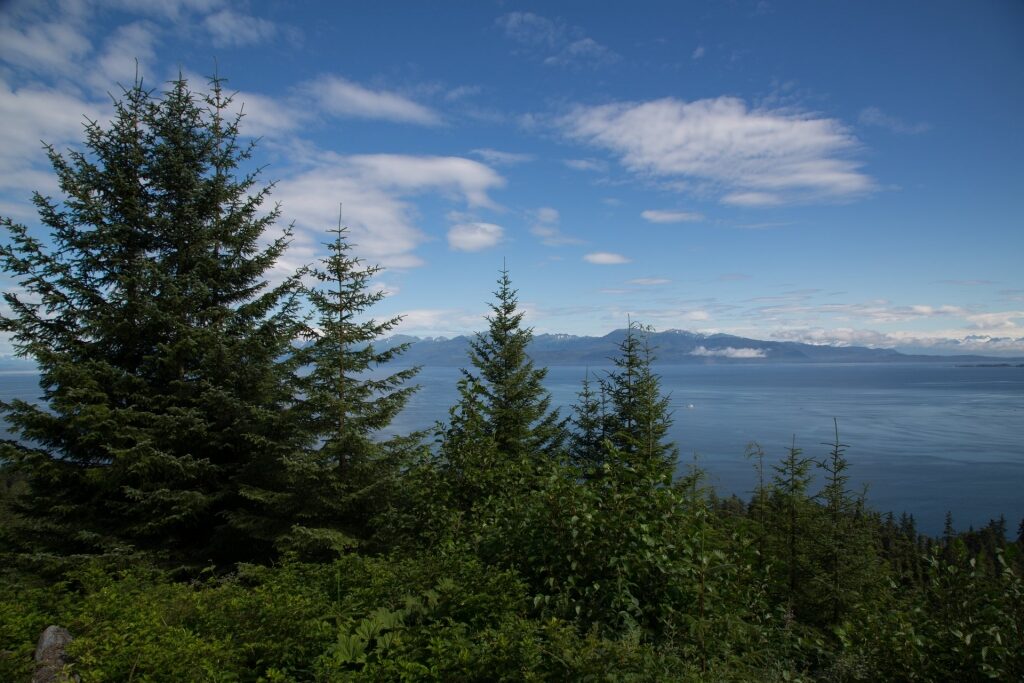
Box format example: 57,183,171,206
1,0,1022,355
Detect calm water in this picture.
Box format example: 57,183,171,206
3,363,1022,535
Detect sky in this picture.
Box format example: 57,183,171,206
1,0,1022,355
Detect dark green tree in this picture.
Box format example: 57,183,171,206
809,420,878,625
0,76,304,566
767,438,815,611
239,223,421,557
456,267,566,460
601,321,677,482
568,371,607,473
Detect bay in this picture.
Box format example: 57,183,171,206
383,362,1024,536
3,362,1022,536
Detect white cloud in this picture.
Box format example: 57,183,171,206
584,252,630,264
448,222,504,252
544,38,620,68
392,308,482,337
0,78,109,196
497,12,618,68
564,158,608,172
859,107,930,135
273,154,505,268
203,9,277,47
564,96,874,205
0,17,92,75
233,89,306,137
344,154,504,207
92,21,158,89
691,345,766,359
641,209,703,223
530,207,582,246
306,75,441,125
771,327,1024,355
103,0,226,20
722,191,784,207
536,207,559,224
471,148,534,165
692,45,705,60
496,12,558,47
629,278,671,286
445,85,482,101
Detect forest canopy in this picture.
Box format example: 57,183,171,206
1,76,1021,682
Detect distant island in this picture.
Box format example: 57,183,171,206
380,328,1024,367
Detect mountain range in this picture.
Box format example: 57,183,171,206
379,329,1024,367
3,329,1020,372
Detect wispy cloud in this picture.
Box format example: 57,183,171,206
563,96,874,205
691,345,766,358
448,222,504,252
305,75,441,125
544,38,620,68
530,207,583,246
273,154,505,268
641,209,703,223
496,12,559,48
936,279,995,286
859,106,930,135
564,158,608,172
0,15,92,75
392,308,483,337
202,9,277,47
584,252,630,264
91,21,159,89
471,148,535,165
628,278,671,286
496,12,619,68
445,85,482,101
692,45,705,60
0,77,109,196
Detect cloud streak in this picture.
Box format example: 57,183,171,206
305,75,441,126
584,252,630,264
496,12,619,68
641,209,703,224
563,96,874,205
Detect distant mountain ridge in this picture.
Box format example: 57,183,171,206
380,329,1024,367
3,330,1019,372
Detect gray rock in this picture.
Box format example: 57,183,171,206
32,625,77,683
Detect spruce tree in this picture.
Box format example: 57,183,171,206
456,267,566,460
568,371,607,473
768,438,815,611
810,420,877,625
601,320,677,481
262,224,420,556
0,76,304,566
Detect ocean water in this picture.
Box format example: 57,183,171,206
3,363,1022,536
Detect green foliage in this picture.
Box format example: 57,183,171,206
601,322,678,481
1,76,305,567
243,224,422,559
1,73,1020,680
455,267,567,461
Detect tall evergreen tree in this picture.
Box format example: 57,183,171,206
767,438,815,611
809,420,878,625
0,76,304,566
601,320,677,481
240,223,421,557
456,267,566,460
568,371,607,473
